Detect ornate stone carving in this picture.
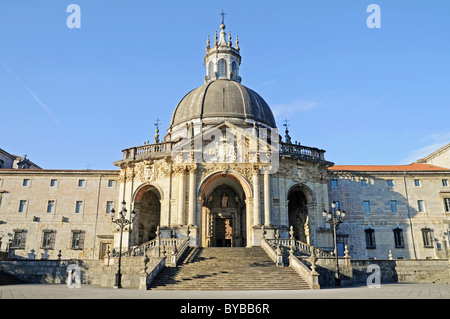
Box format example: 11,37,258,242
119,163,136,183
134,159,172,183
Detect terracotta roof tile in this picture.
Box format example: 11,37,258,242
328,163,449,172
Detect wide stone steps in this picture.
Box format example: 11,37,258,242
149,247,310,290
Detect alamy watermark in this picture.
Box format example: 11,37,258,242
66,4,81,29
366,264,381,288
170,125,280,174
367,4,381,29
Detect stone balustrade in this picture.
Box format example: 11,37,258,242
122,141,173,160
279,143,326,160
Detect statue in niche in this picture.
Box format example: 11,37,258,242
208,195,213,204
221,193,228,208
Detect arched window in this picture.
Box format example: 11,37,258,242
217,59,227,79
208,61,214,80
231,61,238,81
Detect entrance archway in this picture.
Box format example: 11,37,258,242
199,173,249,247
287,185,313,243
133,184,162,245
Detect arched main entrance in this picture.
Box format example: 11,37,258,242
199,173,249,247
133,184,162,245
287,185,312,243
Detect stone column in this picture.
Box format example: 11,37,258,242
264,171,271,226
187,164,197,226
252,168,261,226
176,166,186,225
278,177,288,227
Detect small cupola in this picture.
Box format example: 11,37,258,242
204,13,241,83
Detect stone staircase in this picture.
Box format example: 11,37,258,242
149,247,311,290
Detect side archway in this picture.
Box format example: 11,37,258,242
287,184,315,242
133,184,163,245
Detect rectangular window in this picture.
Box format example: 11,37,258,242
75,201,84,214
393,228,404,248
361,179,368,187
363,201,371,213
443,179,449,187
417,200,425,212
71,230,84,250
12,230,26,249
106,201,114,213
78,179,85,187
444,198,450,212
108,180,115,188
422,228,433,248
330,179,338,188
41,230,55,249
414,179,421,187
50,179,57,187
47,200,55,213
365,228,376,249
390,200,397,213
387,179,394,187
22,179,30,187
334,201,340,210
19,200,27,213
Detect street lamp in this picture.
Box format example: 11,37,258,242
323,201,345,286
111,200,136,289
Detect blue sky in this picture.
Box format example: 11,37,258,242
0,1,449,170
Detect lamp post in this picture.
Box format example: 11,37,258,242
111,201,136,289
323,201,345,286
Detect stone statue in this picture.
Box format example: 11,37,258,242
304,216,310,245
221,193,228,207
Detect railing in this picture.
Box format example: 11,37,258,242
267,238,333,258
121,140,325,162
118,237,189,259
279,143,325,160
122,141,173,160
289,254,320,289
261,237,281,265
170,237,190,267
261,237,320,289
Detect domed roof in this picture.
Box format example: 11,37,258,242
169,79,276,128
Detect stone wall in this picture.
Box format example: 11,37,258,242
351,259,450,285
0,257,162,289
304,257,449,287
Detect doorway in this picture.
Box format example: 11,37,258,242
214,217,233,247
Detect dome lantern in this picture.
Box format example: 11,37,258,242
204,14,241,83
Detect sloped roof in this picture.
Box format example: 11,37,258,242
328,163,450,172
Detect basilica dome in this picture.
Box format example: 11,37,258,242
169,79,276,129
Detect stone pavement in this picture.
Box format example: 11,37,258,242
0,282,449,299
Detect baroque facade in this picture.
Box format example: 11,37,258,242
0,21,449,265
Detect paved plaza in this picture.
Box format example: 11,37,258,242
0,282,449,299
